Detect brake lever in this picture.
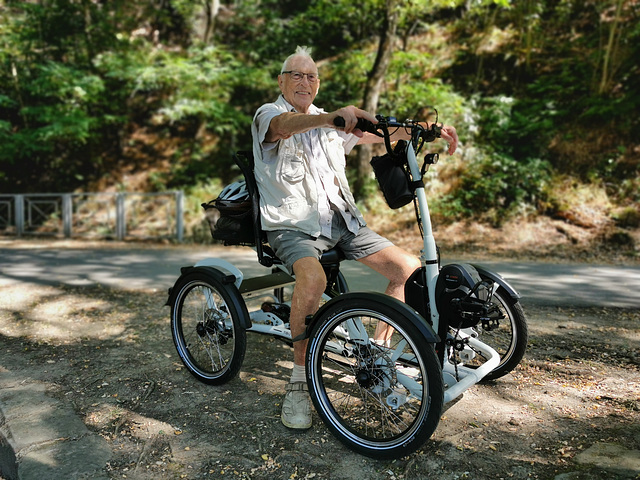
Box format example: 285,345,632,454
421,123,442,143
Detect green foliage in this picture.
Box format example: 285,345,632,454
0,0,133,191
130,45,250,132
431,90,555,224
319,51,372,110
0,55,125,191
472,94,557,162
612,206,640,228
382,74,468,124
0,0,637,228
111,43,273,186
433,150,552,225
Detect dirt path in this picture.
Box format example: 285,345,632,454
1,272,638,479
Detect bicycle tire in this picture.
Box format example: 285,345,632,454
462,285,528,381
306,293,444,459
170,270,247,385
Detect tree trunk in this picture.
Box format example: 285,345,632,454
203,0,220,44
353,0,399,200
599,0,624,95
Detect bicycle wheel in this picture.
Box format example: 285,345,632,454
170,270,247,385
306,293,444,459
457,286,528,381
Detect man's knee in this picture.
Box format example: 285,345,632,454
362,246,420,284
292,257,327,300
402,254,422,278
392,257,420,287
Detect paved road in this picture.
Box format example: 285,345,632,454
1,242,639,309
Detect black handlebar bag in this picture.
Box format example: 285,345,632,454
370,140,414,209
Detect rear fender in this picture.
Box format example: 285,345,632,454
471,264,520,300
166,265,251,329
194,258,244,289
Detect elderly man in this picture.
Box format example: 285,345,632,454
251,46,458,430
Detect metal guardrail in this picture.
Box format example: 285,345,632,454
0,192,184,242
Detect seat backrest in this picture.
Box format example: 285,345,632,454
233,151,281,268
233,150,344,272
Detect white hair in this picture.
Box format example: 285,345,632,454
281,46,314,73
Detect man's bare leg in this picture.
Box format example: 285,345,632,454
289,257,327,365
358,246,421,345
281,256,327,429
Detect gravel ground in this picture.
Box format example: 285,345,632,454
1,263,638,479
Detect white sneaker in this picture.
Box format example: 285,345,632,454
281,382,312,430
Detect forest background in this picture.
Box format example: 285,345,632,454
1,0,638,258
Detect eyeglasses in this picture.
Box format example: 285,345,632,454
281,71,319,83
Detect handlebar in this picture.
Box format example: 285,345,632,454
333,116,378,133
333,113,442,160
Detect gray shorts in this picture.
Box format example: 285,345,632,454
266,213,394,272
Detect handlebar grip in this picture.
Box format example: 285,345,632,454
333,116,376,133
333,116,346,128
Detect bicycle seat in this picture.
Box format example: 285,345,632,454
319,247,345,265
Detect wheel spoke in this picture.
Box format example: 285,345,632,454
453,285,528,381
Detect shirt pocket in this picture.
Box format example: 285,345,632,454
278,143,306,183
325,132,346,170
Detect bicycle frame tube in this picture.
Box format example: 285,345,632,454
442,337,500,403
405,143,440,333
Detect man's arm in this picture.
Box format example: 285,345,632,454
265,112,332,143
265,105,378,143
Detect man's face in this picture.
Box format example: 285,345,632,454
278,55,319,114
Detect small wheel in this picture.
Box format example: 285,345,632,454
306,293,444,459
460,286,528,381
170,271,247,385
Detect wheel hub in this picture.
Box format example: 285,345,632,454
356,367,388,389
196,323,207,337
355,369,375,388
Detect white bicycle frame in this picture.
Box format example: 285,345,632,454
194,137,501,405
404,138,500,402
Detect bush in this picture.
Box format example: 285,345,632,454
432,150,551,226
612,206,640,229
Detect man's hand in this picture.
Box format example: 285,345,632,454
331,106,377,137
439,124,458,155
